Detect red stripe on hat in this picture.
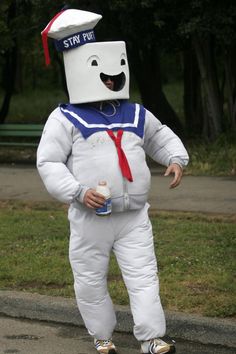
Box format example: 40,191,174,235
107,130,133,182
41,10,65,66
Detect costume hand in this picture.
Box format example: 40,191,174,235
164,163,183,189
83,189,106,209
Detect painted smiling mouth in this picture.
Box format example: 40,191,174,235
100,72,126,91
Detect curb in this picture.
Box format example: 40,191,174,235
0,290,235,348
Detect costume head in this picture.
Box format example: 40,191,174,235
41,9,130,104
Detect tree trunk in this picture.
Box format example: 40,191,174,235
0,47,18,124
129,43,184,137
224,47,236,130
183,48,203,137
193,34,223,140
0,1,18,124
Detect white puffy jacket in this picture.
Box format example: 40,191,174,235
37,105,189,212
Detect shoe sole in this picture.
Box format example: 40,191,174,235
96,349,117,354
160,346,176,354
168,345,176,353
142,345,176,354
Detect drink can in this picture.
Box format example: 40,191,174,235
95,181,112,216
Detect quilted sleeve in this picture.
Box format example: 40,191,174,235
143,109,189,168
37,108,89,204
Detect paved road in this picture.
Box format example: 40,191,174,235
1,316,235,354
0,165,236,214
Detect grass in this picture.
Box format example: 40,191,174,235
1,140,235,176
2,85,142,125
163,81,184,122
0,85,235,317
0,200,235,318
1,82,179,124
1,84,236,176
186,135,236,176
5,89,68,124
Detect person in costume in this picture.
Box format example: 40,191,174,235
37,8,189,354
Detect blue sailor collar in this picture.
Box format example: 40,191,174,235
59,100,146,139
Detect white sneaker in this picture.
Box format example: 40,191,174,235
94,338,117,354
141,338,175,354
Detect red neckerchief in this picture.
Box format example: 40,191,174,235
107,130,133,182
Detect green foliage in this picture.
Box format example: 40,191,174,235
0,0,15,51
0,0,34,52
177,0,236,45
1,0,236,137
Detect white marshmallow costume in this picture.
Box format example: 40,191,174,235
37,9,189,342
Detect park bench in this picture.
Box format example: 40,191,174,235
0,124,44,147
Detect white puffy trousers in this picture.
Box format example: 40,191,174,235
68,203,166,341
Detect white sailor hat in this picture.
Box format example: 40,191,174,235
41,9,102,65
41,8,130,104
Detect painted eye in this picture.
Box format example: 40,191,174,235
87,55,100,67
121,58,126,65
